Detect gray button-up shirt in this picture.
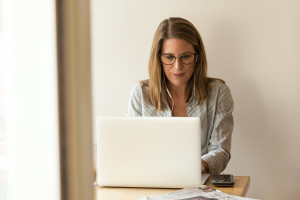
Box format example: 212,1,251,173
126,80,234,175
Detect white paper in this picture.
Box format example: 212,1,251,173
139,185,259,200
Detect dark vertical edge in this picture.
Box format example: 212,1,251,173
55,1,68,200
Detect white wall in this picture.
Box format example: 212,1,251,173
2,1,60,200
91,1,300,199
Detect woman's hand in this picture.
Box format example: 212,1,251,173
201,159,209,173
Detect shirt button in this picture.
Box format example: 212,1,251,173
188,107,191,110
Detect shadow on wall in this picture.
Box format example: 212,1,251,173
204,20,289,199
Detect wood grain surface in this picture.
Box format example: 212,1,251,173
94,176,250,200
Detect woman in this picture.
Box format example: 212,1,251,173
126,17,234,175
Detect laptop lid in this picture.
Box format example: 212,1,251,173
97,116,202,188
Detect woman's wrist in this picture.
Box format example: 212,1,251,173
201,159,209,173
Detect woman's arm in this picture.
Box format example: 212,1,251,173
126,83,143,116
202,84,234,174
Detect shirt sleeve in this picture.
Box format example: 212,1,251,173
126,83,143,116
202,84,234,175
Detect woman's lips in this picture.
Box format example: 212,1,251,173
172,73,185,77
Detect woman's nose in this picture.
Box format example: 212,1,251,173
173,58,182,69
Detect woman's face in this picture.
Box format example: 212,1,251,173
161,38,196,88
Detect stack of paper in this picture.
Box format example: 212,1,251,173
139,185,259,200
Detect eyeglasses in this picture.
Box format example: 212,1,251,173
159,53,197,65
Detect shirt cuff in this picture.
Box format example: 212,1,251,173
201,150,230,175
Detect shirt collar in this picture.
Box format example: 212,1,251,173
161,85,198,106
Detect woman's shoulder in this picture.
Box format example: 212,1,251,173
208,79,228,91
207,79,233,109
129,80,149,97
133,80,149,90
207,79,232,99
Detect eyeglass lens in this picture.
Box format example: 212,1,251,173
161,53,195,65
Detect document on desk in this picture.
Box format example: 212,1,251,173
139,185,260,200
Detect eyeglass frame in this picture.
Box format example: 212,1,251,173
159,52,198,65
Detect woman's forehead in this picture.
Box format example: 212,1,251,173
161,38,194,54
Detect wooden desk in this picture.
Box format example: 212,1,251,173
95,176,250,200
206,176,250,197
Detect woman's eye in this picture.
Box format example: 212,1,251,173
166,56,174,60
181,55,191,59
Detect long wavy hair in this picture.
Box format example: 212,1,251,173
141,17,224,112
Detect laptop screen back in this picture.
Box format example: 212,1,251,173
97,116,201,188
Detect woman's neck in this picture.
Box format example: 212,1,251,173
166,82,187,100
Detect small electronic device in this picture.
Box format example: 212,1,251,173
210,174,234,186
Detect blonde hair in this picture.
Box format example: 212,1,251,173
141,17,224,112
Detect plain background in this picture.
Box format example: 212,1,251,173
1,0,60,200
91,1,300,199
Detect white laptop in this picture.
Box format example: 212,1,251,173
96,116,209,188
